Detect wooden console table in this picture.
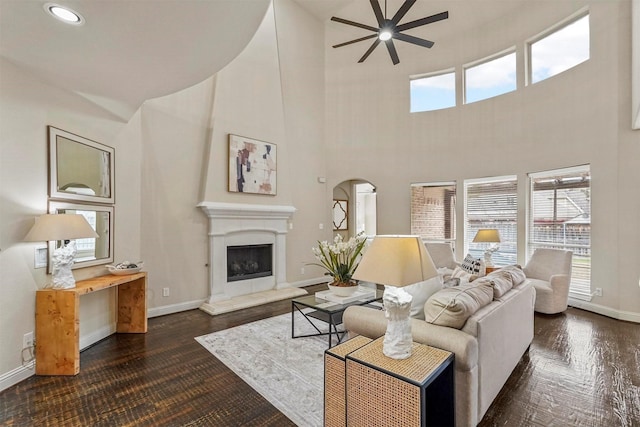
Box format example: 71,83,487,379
35,272,147,375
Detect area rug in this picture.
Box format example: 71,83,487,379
195,312,331,427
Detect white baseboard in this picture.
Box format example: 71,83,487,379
569,298,640,323
80,324,116,351
0,361,35,392
148,299,205,318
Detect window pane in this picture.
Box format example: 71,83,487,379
529,166,591,298
411,183,456,242
465,52,516,104
531,15,590,84
410,72,455,112
464,177,518,266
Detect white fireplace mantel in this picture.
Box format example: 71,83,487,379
197,201,303,315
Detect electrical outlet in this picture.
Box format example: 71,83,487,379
319,223,324,230
162,287,170,297
23,332,34,349
300,267,305,275
595,288,602,297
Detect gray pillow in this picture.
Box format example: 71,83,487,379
423,281,494,329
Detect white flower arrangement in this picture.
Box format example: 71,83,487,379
310,232,367,285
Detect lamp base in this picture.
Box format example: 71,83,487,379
51,242,77,289
382,286,413,360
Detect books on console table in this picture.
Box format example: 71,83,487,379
315,288,376,304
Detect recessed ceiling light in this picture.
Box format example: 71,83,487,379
44,3,85,25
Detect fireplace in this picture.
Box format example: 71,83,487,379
227,244,273,282
198,202,298,313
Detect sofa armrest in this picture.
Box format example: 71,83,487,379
343,305,478,371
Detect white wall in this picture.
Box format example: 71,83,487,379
0,58,142,387
325,0,639,319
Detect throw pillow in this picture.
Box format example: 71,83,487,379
403,276,444,320
423,281,494,329
460,254,484,276
451,266,478,283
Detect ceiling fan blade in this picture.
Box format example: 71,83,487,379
385,39,400,65
393,32,434,48
396,11,449,32
391,0,417,24
370,0,385,26
333,34,378,48
331,16,379,33
358,39,382,63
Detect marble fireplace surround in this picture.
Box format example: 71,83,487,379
197,201,306,315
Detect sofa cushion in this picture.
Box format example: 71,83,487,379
404,276,443,320
484,271,514,298
497,264,526,286
423,281,494,329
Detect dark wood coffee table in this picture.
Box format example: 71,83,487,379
291,288,383,348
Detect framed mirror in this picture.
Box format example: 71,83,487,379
48,201,114,271
333,199,348,230
49,126,115,204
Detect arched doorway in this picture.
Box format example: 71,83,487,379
332,179,377,239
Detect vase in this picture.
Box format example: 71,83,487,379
328,281,358,297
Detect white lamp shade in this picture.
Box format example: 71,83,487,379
24,214,98,242
352,235,438,287
472,229,501,243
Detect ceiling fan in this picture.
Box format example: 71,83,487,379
331,0,449,65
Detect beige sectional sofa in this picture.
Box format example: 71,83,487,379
343,276,535,427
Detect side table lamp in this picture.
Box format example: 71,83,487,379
352,235,438,359
24,213,98,289
473,229,501,267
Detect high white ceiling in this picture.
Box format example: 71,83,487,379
0,0,270,121
0,0,528,121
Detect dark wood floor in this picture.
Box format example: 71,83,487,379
1,283,639,426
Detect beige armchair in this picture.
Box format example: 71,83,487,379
523,248,573,314
424,242,458,271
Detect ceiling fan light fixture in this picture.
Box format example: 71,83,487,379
379,29,393,41
44,3,85,25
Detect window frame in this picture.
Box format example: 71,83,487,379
410,181,457,245
463,47,517,104
409,68,456,113
525,9,590,86
463,175,518,266
528,165,591,300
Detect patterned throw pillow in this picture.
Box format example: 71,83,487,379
460,254,483,275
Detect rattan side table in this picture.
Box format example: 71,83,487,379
345,337,455,426
324,335,373,427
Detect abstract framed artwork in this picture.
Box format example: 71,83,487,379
228,134,277,195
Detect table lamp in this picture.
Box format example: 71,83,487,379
24,214,98,289
352,235,438,359
472,229,501,267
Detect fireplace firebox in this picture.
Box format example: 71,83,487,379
227,244,273,282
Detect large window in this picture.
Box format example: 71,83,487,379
410,182,456,243
529,13,590,84
410,70,456,113
464,176,518,265
528,165,591,299
464,50,516,104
